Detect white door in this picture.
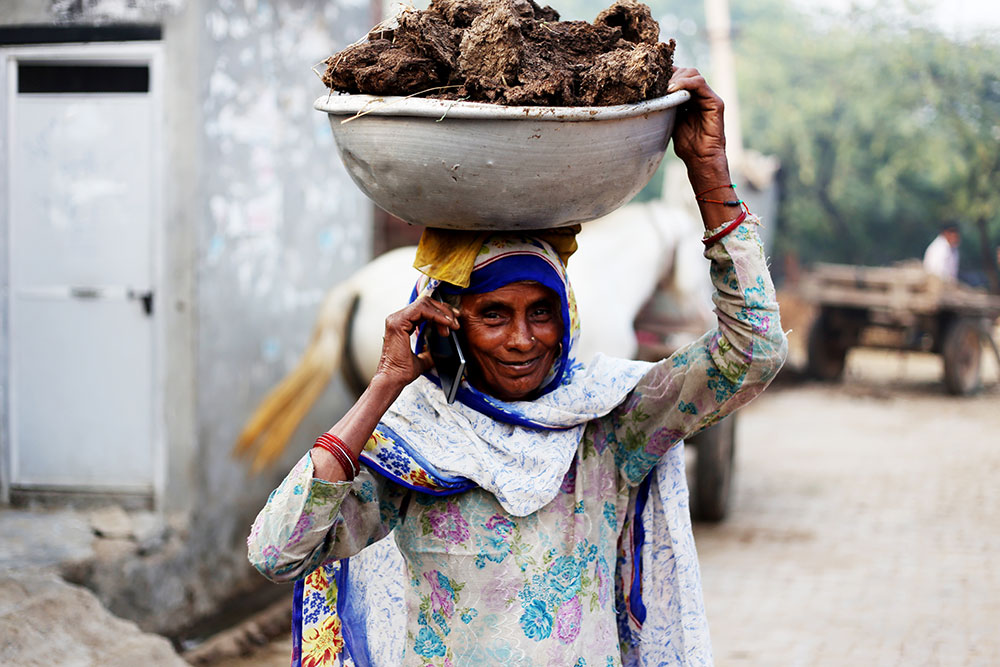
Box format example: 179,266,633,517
4,46,162,494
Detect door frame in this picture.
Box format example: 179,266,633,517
0,41,166,506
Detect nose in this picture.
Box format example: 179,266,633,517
506,315,534,351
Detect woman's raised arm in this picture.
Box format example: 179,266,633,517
247,293,458,579
668,67,740,233
605,68,788,485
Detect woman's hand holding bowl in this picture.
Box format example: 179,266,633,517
667,67,738,231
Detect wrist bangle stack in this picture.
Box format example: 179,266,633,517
313,432,360,481
694,182,742,207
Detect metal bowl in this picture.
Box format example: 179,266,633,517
315,91,690,230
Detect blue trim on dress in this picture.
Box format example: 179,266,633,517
451,384,580,431
358,457,475,497
629,474,651,625
360,425,476,496
291,579,304,667
414,372,577,431
375,423,469,486
337,559,369,667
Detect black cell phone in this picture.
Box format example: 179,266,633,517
426,326,466,404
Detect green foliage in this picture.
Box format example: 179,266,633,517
551,0,1000,280
732,0,1000,278
413,0,999,279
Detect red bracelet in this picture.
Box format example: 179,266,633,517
702,208,748,246
694,182,736,198
314,440,356,481
314,440,355,481
313,433,359,481
320,433,360,478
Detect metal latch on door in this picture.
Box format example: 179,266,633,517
68,286,154,316
127,289,155,316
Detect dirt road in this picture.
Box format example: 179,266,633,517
698,348,1000,666
208,348,1000,666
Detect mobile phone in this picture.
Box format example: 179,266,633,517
426,326,466,404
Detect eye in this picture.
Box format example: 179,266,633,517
481,309,506,323
530,305,555,321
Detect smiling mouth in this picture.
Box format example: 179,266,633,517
498,356,544,373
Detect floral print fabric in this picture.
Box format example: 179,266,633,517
248,217,787,665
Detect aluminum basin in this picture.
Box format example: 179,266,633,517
315,91,690,230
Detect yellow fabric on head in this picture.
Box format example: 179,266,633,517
413,225,581,288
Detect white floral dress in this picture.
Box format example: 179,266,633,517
248,218,787,666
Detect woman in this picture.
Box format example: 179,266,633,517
248,69,787,666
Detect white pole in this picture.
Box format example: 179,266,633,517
704,0,744,176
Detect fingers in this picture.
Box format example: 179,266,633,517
416,295,461,337
426,295,461,327
667,67,701,93
667,67,723,109
666,65,728,168
414,349,435,375
385,294,460,337
377,296,459,386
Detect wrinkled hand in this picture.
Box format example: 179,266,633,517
374,294,460,389
668,67,728,174
667,67,738,230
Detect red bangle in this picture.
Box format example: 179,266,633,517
320,433,360,478
702,208,748,246
313,433,359,481
314,440,355,481
315,442,356,481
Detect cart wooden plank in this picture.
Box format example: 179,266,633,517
801,263,1000,318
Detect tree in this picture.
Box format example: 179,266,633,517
731,1,1000,286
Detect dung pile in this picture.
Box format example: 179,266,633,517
322,0,675,106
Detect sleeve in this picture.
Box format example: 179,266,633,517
922,236,957,280
923,237,946,275
600,214,788,485
246,451,409,583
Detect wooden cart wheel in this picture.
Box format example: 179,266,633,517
807,314,848,381
689,416,736,523
942,318,982,395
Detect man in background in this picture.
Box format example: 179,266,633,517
923,222,960,281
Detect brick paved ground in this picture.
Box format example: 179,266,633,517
695,351,1000,667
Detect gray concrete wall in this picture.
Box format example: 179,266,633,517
1,0,185,25
0,0,373,634
186,0,373,629
161,0,202,517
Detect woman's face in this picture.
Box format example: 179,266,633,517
459,281,563,402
